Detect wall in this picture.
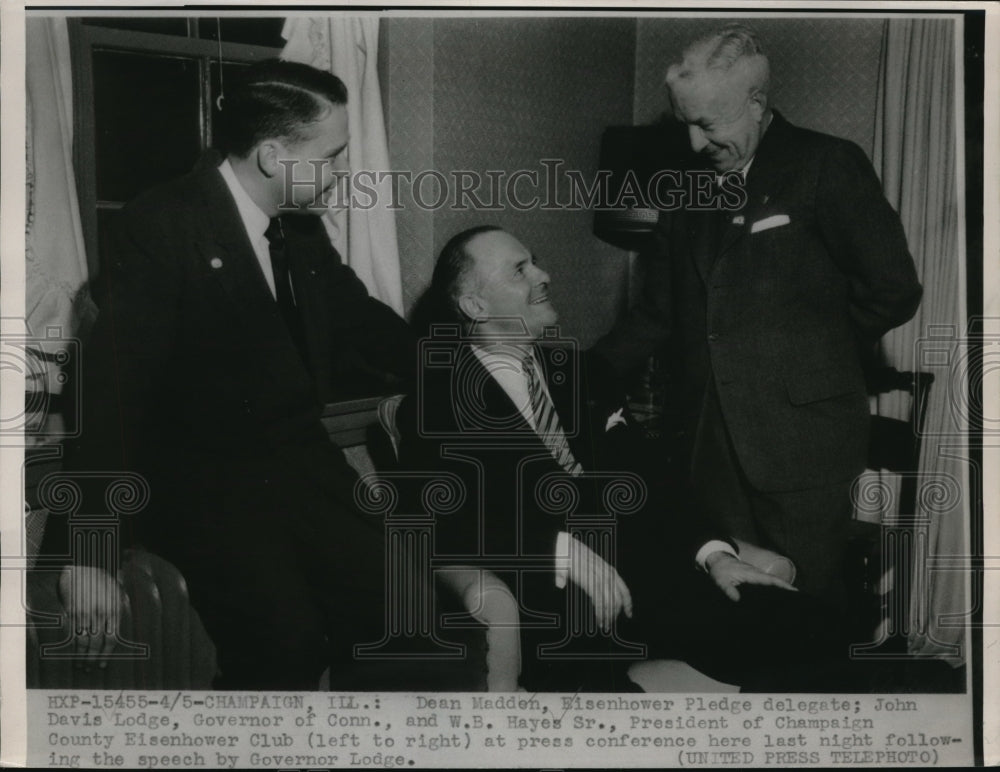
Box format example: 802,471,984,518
634,17,886,157
383,17,636,347
381,19,435,316
382,16,886,344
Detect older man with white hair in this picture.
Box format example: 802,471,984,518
595,25,923,607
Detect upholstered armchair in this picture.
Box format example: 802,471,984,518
24,499,217,689
373,395,796,692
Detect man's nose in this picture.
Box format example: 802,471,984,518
532,265,551,286
688,125,709,153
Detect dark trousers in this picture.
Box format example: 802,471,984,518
690,382,853,608
515,564,853,692
162,466,390,691
632,574,850,691
516,572,646,693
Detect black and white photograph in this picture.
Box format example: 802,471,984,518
1,2,994,768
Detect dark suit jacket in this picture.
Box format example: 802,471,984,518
43,160,416,565
396,342,723,593
595,112,922,492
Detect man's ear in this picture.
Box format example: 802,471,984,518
256,140,282,178
458,293,486,322
749,90,767,122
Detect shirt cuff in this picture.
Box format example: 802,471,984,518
554,531,570,588
696,540,738,572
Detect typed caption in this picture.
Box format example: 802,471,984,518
31,691,973,768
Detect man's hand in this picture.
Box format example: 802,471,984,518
567,538,633,631
706,551,797,602
56,565,124,668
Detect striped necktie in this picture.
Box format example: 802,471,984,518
523,350,583,476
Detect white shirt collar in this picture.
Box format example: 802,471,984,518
718,112,772,182
218,158,271,244
470,342,548,432
718,156,754,185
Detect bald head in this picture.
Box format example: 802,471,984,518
432,226,557,340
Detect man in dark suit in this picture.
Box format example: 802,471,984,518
594,25,923,606
42,60,416,689
399,226,850,692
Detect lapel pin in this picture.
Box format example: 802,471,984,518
210,257,224,269
732,215,745,226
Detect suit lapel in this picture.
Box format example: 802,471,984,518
192,167,314,390
455,345,538,437
540,345,578,434
538,344,593,467
691,209,724,283
455,343,595,473
285,219,333,383
707,110,798,278
714,201,749,262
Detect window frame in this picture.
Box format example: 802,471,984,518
67,19,282,277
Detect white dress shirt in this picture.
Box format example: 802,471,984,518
217,159,278,299
470,343,551,431
470,344,572,585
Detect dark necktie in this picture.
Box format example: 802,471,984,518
523,350,583,476
264,217,308,364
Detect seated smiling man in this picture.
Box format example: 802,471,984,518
398,226,849,692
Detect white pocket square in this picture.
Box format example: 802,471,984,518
750,214,790,233
605,408,627,432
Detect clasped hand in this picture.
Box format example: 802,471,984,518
705,551,797,601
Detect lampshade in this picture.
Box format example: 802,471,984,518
593,122,694,252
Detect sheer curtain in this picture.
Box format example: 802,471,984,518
872,18,966,660
25,18,96,403
282,16,405,315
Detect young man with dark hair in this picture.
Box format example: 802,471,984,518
215,59,349,159
42,60,416,689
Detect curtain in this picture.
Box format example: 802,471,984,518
282,16,405,315
872,18,966,660
24,18,96,401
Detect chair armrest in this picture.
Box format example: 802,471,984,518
437,567,521,691
26,564,137,689
733,539,797,585
25,549,217,689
